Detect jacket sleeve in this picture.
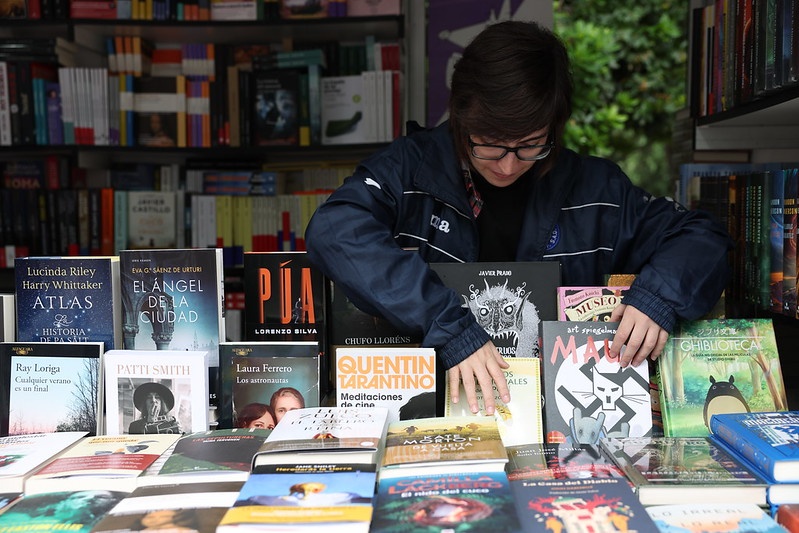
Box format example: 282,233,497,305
609,172,733,332
304,148,490,370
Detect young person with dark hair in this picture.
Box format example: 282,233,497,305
305,20,731,417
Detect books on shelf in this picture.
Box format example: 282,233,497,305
252,406,389,469
0,489,128,533
321,74,367,145
646,503,784,533
335,346,437,424
24,433,181,495
372,470,521,533
709,410,799,482
540,321,652,444
124,190,180,250
0,293,12,341
91,480,245,533
0,431,87,493
379,415,508,481
14,255,122,351
504,442,626,482
251,68,300,146
133,75,186,147
218,340,321,429
511,477,658,533
0,341,105,436
138,428,271,487
217,463,377,533
103,349,210,436
445,356,543,446
556,285,628,322
599,436,768,506
658,318,788,437
430,261,560,358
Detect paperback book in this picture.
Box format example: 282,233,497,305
103,349,210,436
251,68,300,146
430,261,560,358
125,190,179,250
0,489,128,533
445,356,543,446
510,477,658,533
217,340,321,430
0,341,104,436
24,433,181,495
14,256,122,350
556,285,628,322
658,318,788,437
540,321,652,445
504,441,626,482
252,406,389,468
709,410,799,481
371,470,521,533
91,481,244,533
0,431,87,492
217,463,376,533
335,346,437,424
599,436,768,506
646,503,784,533
379,415,508,481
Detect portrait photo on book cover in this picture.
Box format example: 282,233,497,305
125,381,184,435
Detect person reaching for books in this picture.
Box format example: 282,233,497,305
305,20,731,416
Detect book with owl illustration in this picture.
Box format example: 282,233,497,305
444,356,543,446
599,436,768,506
430,261,560,359
217,341,321,430
657,318,787,438
540,321,652,445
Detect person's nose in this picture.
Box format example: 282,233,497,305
497,152,523,174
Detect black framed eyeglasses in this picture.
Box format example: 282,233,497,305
468,138,554,161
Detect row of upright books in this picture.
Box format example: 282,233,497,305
691,0,799,118
3,408,799,532
2,0,400,20
681,161,799,318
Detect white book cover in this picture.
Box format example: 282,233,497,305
104,349,210,436
0,431,87,492
125,190,178,249
321,75,366,145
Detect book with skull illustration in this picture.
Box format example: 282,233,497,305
429,261,561,359
540,321,652,445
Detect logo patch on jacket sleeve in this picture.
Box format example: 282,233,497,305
547,224,560,250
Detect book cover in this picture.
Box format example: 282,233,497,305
335,346,437,424
251,68,300,146
430,261,561,358
91,481,244,533
119,248,225,364
709,410,799,481
253,406,389,468
133,75,186,147
0,431,86,492
0,341,104,436
504,441,626,482
445,356,543,446
279,0,328,18
540,320,652,445
138,428,271,487
556,285,628,322
321,75,366,145
600,436,768,506
0,489,127,533
510,477,657,533
124,190,179,249
14,256,122,351
646,503,784,533
658,318,788,437
103,349,210,436
379,415,508,480
371,470,521,533
217,463,375,532
217,340,320,430
0,293,13,341
24,433,180,495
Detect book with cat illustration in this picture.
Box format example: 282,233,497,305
430,261,560,359
540,321,652,445
657,318,787,438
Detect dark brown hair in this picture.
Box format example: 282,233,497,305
449,20,573,175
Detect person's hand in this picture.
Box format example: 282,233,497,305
609,303,669,367
447,341,510,415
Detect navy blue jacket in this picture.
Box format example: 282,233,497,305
305,122,732,369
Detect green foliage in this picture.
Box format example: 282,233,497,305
554,0,687,196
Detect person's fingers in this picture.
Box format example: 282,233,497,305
448,367,462,405
458,367,480,414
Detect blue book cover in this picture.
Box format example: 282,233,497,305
14,256,122,351
710,411,799,482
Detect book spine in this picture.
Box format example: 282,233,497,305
710,416,776,479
